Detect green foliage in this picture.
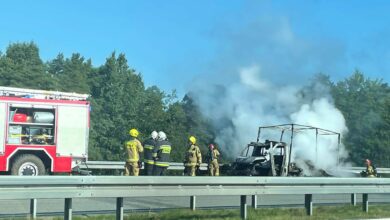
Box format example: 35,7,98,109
1,42,390,167
47,53,92,93
182,94,216,154
331,70,390,166
89,53,146,161
0,43,216,162
0,42,53,89
62,205,390,220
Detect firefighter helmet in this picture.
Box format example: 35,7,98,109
129,128,139,137
158,131,167,140
151,131,158,139
189,136,196,144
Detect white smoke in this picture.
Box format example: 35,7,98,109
192,65,349,171
188,15,351,172
290,98,349,172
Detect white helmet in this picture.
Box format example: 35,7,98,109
158,131,167,140
151,131,158,140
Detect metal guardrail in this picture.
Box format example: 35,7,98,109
0,176,390,219
79,161,209,171
80,161,390,174
336,167,390,174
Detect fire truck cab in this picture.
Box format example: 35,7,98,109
0,86,90,175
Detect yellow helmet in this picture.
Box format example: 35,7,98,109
129,128,139,137
189,136,196,144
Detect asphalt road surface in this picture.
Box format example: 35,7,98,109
0,194,390,218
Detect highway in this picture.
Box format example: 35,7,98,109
1,194,390,218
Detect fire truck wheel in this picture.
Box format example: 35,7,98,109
11,154,46,176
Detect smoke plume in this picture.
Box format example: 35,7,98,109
188,16,351,171
192,65,348,171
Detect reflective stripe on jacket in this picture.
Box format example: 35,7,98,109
125,138,143,162
154,140,172,167
143,138,157,165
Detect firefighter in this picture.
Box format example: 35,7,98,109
206,144,220,176
153,131,172,176
143,131,158,176
124,128,144,176
361,159,377,178
184,136,202,176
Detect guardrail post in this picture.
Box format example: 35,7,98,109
190,196,196,211
351,193,357,206
116,197,124,220
64,198,72,220
240,195,247,219
251,195,257,209
362,194,368,213
30,199,37,219
305,194,313,216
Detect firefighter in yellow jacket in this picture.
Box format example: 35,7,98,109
124,128,144,176
361,159,377,178
184,136,202,176
206,144,220,176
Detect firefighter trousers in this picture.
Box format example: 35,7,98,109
209,160,219,176
125,162,139,176
144,163,154,176
184,166,197,176
153,166,167,176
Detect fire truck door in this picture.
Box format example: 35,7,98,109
0,103,6,153
56,105,88,157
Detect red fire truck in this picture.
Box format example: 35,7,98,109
0,86,90,175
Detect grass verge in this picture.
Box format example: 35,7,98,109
53,204,390,220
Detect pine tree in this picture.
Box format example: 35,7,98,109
47,53,92,93
0,42,53,89
89,53,145,161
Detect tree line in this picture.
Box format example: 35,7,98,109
0,42,389,167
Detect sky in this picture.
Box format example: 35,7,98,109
1,0,390,95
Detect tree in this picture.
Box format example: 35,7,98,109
136,86,166,134
89,53,145,161
182,94,216,155
17,42,390,168
0,42,53,89
164,100,188,161
332,71,390,166
47,53,92,93
0,42,222,164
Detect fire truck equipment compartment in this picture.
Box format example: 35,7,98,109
9,126,22,134
13,113,27,122
33,112,54,123
8,136,21,144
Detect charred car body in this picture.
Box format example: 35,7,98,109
232,124,341,176
233,140,296,176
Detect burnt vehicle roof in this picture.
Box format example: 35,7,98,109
256,123,342,164
248,141,287,148
256,124,340,142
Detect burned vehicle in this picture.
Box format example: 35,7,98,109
233,140,296,176
232,124,341,176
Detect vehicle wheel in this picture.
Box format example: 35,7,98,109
11,154,46,176
267,168,274,176
249,163,261,176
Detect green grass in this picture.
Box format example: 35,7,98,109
49,204,390,220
